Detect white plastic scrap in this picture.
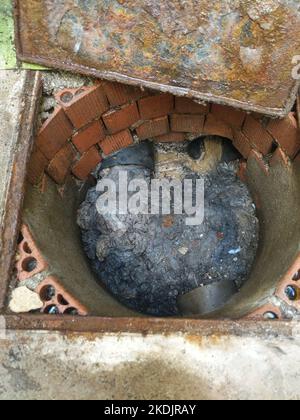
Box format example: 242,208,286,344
228,247,241,255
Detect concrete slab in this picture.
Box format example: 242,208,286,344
0,70,27,230
0,328,300,400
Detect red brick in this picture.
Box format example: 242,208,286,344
251,112,265,121
243,115,274,156
276,253,300,311
154,132,186,143
211,104,246,129
37,276,88,316
171,114,205,133
175,97,209,115
270,147,290,168
248,150,269,176
64,85,109,129
16,225,48,282
55,88,80,107
72,120,106,153
27,147,49,185
99,129,134,155
46,143,77,185
288,112,298,128
72,147,102,180
232,130,252,159
102,81,147,106
102,102,140,134
297,95,300,120
136,117,169,140
203,114,233,139
36,107,74,160
237,161,248,183
267,113,300,159
138,93,174,120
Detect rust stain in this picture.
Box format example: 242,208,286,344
186,334,223,347
4,315,295,339
162,215,174,228
185,335,205,347
15,0,300,117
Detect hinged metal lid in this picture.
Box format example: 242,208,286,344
15,0,300,117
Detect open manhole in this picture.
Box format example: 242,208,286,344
77,139,259,316
5,72,300,322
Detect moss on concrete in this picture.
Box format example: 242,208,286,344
0,0,46,70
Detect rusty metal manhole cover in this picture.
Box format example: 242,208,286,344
14,0,300,117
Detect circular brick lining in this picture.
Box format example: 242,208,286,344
29,80,300,186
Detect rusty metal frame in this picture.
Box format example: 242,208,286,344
3,315,295,337
13,0,300,118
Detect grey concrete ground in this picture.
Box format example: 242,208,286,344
0,70,27,230
0,328,300,400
